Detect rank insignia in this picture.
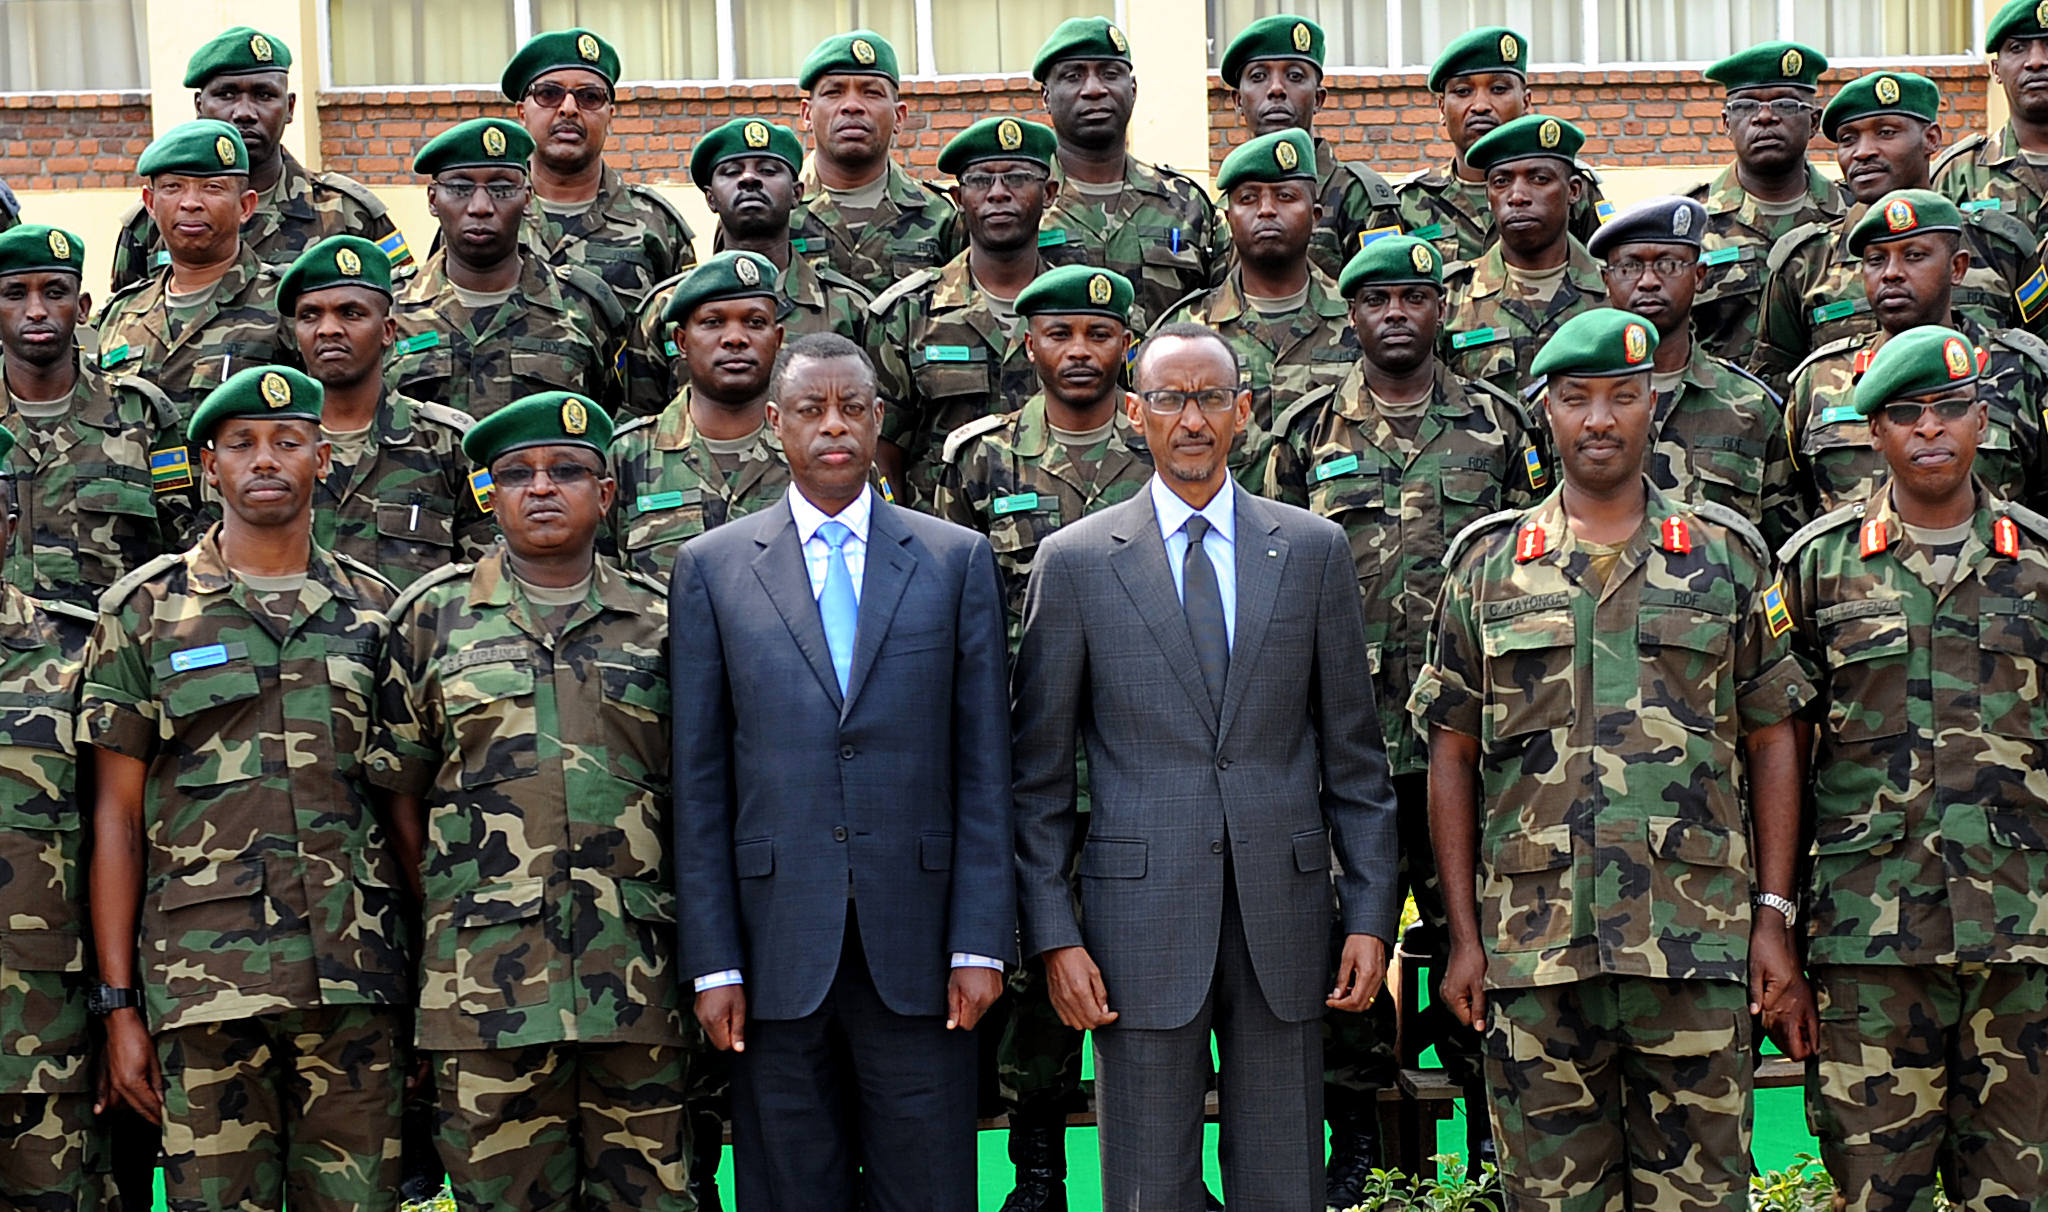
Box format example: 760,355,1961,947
1515,523,1546,562
1860,518,1889,559
1996,515,2021,557
1660,515,1692,554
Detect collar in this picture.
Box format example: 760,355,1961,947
789,481,873,546
467,545,646,614
1150,474,1235,546
1512,480,1688,564
183,524,359,603
1464,237,1603,302
799,158,931,212
1008,392,1135,459
1204,265,1348,324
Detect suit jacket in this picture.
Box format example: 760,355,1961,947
1011,487,1398,1030
671,494,1016,1020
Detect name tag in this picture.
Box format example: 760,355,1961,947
1961,198,2004,212
1409,223,1444,240
1312,454,1360,482
991,492,1040,516
637,489,699,514
924,345,972,362
791,237,819,254
1701,246,1744,267
170,644,229,673
1450,327,1504,350
1817,404,1862,426
101,343,137,369
1037,229,1069,248
1811,300,1858,324
396,332,441,355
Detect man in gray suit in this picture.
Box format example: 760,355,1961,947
1011,321,1401,1209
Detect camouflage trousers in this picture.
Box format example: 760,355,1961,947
434,1040,694,1212
0,1091,107,1211
994,957,1087,1120
1807,962,2048,1212
1483,976,1752,1212
158,1005,404,1212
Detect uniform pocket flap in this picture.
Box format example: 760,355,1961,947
1482,609,1574,658
1812,810,1907,855
1987,809,2048,850
75,479,157,518
375,501,456,546
0,930,84,972
1820,606,1909,664
620,878,677,924
454,879,546,928
160,858,264,911
1077,837,1147,879
1638,606,1733,659
599,660,671,716
443,662,536,716
156,647,262,717
734,837,774,879
1490,825,1573,874
1291,828,1331,873
1650,817,1744,867
919,832,954,871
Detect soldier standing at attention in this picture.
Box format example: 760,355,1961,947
279,235,493,589
83,365,410,1212
788,32,961,299
1935,1,2048,239
501,28,696,311
1412,307,1818,1212
1219,15,1402,279
1688,42,1846,363
387,118,627,419
1779,325,2048,1212
1033,16,1227,330
108,27,413,296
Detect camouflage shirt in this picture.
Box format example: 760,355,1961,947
94,243,289,421
1440,239,1610,400
107,150,415,296
0,588,95,1095
1933,122,2048,242
522,164,697,311
0,353,210,608
607,388,791,583
1393,159,1611,267
311,391,496,590
1644,339,1803,552
1306,137,1404,280
1039,154,1229,331
1781,485,2048,968
790,159,962,299
1686,163,1850,364
1265,360,1542,777
370,548,684,1052
76,529,408,1031
1410,485,1816,990
1783,313,2048,518
387,249,626,419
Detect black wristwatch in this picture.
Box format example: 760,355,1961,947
87,983,142,1016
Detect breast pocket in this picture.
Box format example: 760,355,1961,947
1140,242,1206,303
1647,815,1751,941
622,489,706,568
1638,605,1734,735
158,655,267,787
1688,444,1765,510
391,345,454,410
1446,333,1519,391
1482,824,1573,953
1481,609,1576,741
511,342,590,397
597,659,671,794
1819,609,1909,742
451,878,551,1014
324,649,377,774
912,361,993,443
374,500,457,565
1978,599,2048,738
442,663,539,789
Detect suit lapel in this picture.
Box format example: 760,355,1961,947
1107,494,1218,735
751,505,843,710
843,503,915,719
1218,492,1288,746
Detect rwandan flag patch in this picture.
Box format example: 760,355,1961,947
1762,581,1792,637
150,446,192,492
2017,265,2048,324
468,469,494,514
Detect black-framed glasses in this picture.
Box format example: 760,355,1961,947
528,82,612,111
958,170,1049,193
1880,399,1976,427
1138,388,1237,416
434,179,527,203
492,462,601,490
1724,98,1816,122
1601,257,1698,281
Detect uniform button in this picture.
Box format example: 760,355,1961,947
840,745,856,760
1211,840,1224,854
833,826,848,842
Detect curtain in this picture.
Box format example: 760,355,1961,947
1206,0,1389,69
1402,0,1585,69
731,0,916,79
1792,0,1974,58
328,0,520,87
1597,0,1778,63
0,0,149,91
535,0,717,81
933,0,1114,76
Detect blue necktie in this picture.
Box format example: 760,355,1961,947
818,520,857,694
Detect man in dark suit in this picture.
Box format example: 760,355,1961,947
670,331,1015,1211
1011,321,1401,1210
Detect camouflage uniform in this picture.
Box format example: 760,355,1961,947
522,165,696,310
1039,155,1228,331
311,391,495,589
0,353,210,609
387,249,626,419
1306,138,1405,280
1410,485,1816,1212
789,159,962,299
1440,239,1609,400
94,244,288,420
1645,340,1803,551
76,529,409,1212
370,548,691,1212
1393,160,1611,267
1782,314,2048,518
0,587,103,1211
1933,122,2048,241
1780,486,2048,1212
107,150,414,296
608,387,792,583
1686,163,1849,364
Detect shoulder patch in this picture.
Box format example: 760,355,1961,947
867,268,942,318
625,183,698,243
1691,500,1771,562
387,559,476,620
1443,509,1522,571
1775,501,1864,564
312,171,392,218
1710,356,1784,406
1155,284,1215,327
941,411,1011,466
94,273,155,326
1461,374,1536,426
1931,132,1986,177
1149,161,1207,197
1765,221,1830,277
409,398,476,435
97,550,185,615
2002,500,2048,543
556,263,628,330
1393,167,1434,190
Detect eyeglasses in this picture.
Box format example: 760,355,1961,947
1879,399,1976,427
1724,98,1816,121
528,82,612,111
434,179,527,203
492,462,602,490
958,170,1049,193
1137,388,1237,416
1601,257,1698,281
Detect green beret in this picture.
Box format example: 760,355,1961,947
1988,0,2048,51
463,391,614,465
278,235,393,314
1846,189,1963,256
183,26,291,88
188,366,324,443
1465,114,1584,173
1822,71,1940,141
1015,265,1134,323
690,118,804,190
1220,15,1324,87
1703,41,1826,92
1337,235,1443,298
414,119,535,177
1032,17,1132,82
1854,324,1983,415
502,28,620,101
1215,129,1317,192
938,117,1057,176
0,225,85,279
1530,308,1659,381
799,31,900,91
137,120,248,179
1428,27,1528,93
659,252,779,326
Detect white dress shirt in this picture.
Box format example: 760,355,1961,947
1150,474,1238,648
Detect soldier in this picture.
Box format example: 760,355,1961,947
1588,196,1800,548
1032,16,1227,330
501,28,696,309
372,391,692,1212
1162,128,1357,490
279,235,493,588
1440,115,1609,399
387,118,627,419
1754,71,2048,389
0,223,208,609
1265,234,1540,1208
1935,0,2048,238
1219,14,1402,279
870,116,1059,505
611,251,789,583
1411,307,1817,1212
107,27,413,297
788,31,961,298
1779,324,2048,1212
1688,42,1847,363
95,121,290,419
82,365,409,1212
1396,27,1609,267
625,118,869,417
1783,190,2048,519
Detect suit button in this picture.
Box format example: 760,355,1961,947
1217,758,1232,770
840,745,855,760
833,826,848,842
1211,840,1224,854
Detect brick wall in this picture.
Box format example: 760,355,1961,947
0,92,153,191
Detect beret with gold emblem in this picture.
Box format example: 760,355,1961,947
938,116,1058,176
1855,323,1983,415
414,118,536,176
1220,15,1325,87
1587,195,1708,258
1215,128,1317,193
278,235,393,314
1338,234,1444,298
463,390,614,465
1531,307,1661,381
1033,17,1132,82
690,117,804,189
1846,188,1963,256
182,26,292,88
1428,26,1529,93
1464,113,1584,173
800,30,901,91
659,251,780,326
188,365,324,443
1821,70,1940,141
0,224,85,279
136,119,249,179
501,28,620,101
1703,41,1827,93
1987,0,2048,51
1015,264,1134,323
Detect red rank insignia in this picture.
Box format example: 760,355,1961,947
1860,518,1888,558
1979,345,1991,375
1852,347,1876,376
1516,523,1547,562
1660,515,1692,554
1995,515,2021,557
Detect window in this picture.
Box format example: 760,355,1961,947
0,0,150,91
328,0,520,88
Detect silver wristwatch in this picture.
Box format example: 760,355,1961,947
1753,891,1798,926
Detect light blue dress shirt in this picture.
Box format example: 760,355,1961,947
1149,474,1238,648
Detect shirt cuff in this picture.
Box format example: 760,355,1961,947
951,953,1005,972
693,969,744,992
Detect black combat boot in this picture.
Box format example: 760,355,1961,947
998,1109,1068,1212
690,1110,725,1212
1323,1097,1384,1210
